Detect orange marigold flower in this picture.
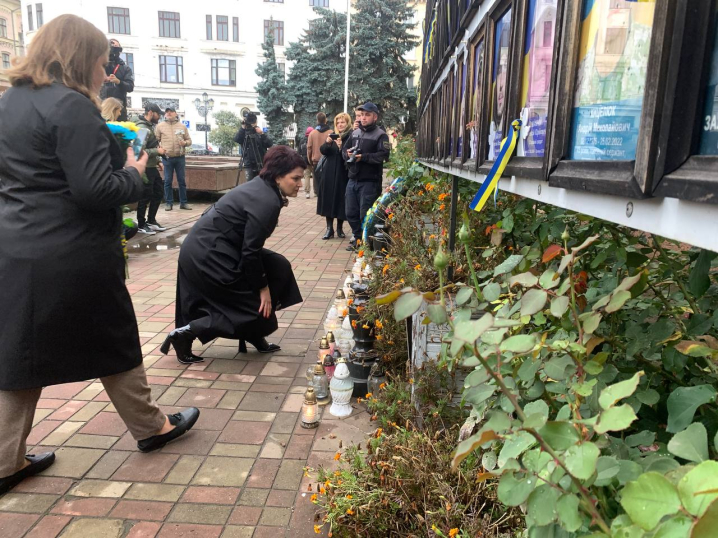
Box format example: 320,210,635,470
347,298,353,306
346,508,354,515
388,213,395,219
334,470,341,476
314,524,322,534
376,335,383,341
382,264,389,275
418,190,424,196
334,453,341,461
439,204,445,210
320,487,326,495
379,382,387,389
375,428,383,438
346,494,353,499
414,264,421,271
357,250,365,257
362,324,370,329
356,306,365,313
351,320,358,329
374,320,383,329
310,494,318,502
365,393,373,398
449,529,459,538
409,378,414,384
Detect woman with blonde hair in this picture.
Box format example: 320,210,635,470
100,96,123,122
317,112,352,239
0,14,199,494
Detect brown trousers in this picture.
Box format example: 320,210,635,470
0,365,166,478
304,164,314,195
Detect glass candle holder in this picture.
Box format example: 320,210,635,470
301,387,320,429
312,362,330,404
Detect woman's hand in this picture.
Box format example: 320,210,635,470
335,137,342,148
326,136,333,144
125,148,148,178
259,286,272,319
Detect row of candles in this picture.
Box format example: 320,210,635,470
300,258,387,428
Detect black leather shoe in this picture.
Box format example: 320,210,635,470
322,227,335,240
160,326,204,365
337,229,346,239
239,337,281,354
0,452,55,495
345,240,356,251
137,408,200,453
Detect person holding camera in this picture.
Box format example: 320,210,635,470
342,102,390,251
100,39,134,121
234,112,273,181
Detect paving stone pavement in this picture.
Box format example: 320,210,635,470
0,195,374,538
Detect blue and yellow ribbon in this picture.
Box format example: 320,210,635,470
469,119,521,213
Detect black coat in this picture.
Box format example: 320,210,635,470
0,83,146,391
100,59,134,121
176,177,302,343
317,133,350,220
341,123,391,182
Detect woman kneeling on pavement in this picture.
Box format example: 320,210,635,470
0,15,199,494
161,145,304,364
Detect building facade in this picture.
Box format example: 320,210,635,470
20,0,346,144
0,0,23,95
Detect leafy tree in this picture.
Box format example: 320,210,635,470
350,0,419,128
255,30,289,144
286,8,347,132
208,110,241,155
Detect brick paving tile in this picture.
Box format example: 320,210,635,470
24,515,71,538
125,521,163,538
0,513,39,538
110,500,173,521
156,523,223,538
2,199,361,536
50,497,116,517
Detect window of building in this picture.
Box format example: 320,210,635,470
120,52,134,73
211,59,236,86
206,15,212,40
217,15,229,41
310,0,329,6
27,5,33,32
2,53,10,69
158,11,180,38
699,15,718,155
35,3,43,28
0,18,7,38
160,56,183,83
233,17,239,42
107,7,131,35
264,20,284,46
277,62,285,80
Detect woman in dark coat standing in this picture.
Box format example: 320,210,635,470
0,15,199,494
161,146,305,364
317,112,352,240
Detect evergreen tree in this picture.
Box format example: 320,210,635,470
255,30,289,144
350,0,419,128
286,8,347,132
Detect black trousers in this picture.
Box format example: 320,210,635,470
345,179,381,242
137,167,164,227
244,165,261,182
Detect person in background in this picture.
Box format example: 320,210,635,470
318,113,351,240
343,102,391,251
299,126,313,198
100,96,123,122
234,112,273,182
160,146,305,364
307,112,333,198
0,15,199,494
133,103,167,235
156,107,192,211
99,39,134,121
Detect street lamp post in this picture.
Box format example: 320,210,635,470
193,92,214,152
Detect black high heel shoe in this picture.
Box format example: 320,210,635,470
160,325,204,365
239,337,281,354
322,227,335,240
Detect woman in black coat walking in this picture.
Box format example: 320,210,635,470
317,112,352,240
0,15,199,495
161,146,305,364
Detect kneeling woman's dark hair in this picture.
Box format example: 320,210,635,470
260,146,306,184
